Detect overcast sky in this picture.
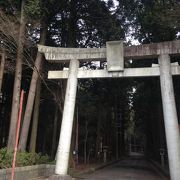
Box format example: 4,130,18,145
104,0,140,45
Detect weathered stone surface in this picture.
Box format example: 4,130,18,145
48,65,180,79
38,45,106,61
0,164,55,180
159,54,180,180
55,60,79,175
38,40,180,61
106,41,124,71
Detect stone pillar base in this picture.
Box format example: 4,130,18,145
49,174,72,180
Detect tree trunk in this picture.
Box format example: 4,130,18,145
0,52,5,146
96,106,102,158
18,25,47,151
0,52,5,93
68,0,77,47
0,53,5,144
29,78,41,153
51,105,58,158
75,108,79,164
84,120,88,164
7,0,26,150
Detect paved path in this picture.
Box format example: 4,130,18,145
75,156,169,180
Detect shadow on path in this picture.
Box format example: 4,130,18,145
76,156,169,180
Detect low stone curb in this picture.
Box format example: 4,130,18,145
0,164,55,180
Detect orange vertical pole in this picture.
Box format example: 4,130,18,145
11,90,25,180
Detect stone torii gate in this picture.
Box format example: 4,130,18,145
38,40,180,180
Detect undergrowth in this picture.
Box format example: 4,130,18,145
0,148,50,169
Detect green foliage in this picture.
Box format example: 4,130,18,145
25,0,60,20
25,0,41,19
0,148,50,169
116,0,179,43
0,148,13,169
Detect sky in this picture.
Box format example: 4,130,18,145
103,0,119,10
104,0,140,45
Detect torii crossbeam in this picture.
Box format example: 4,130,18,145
39,40,180,180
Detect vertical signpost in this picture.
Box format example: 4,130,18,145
11,90,24,180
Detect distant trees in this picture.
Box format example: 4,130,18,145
77,77,132,162
0,0,124,153
116,0,179,43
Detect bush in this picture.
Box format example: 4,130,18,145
0,148,50,169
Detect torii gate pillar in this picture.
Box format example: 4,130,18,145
159,54,180,180
50,59,79,180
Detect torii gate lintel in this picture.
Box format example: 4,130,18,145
38,40,180,61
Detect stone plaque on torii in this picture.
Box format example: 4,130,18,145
38,40,180,180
